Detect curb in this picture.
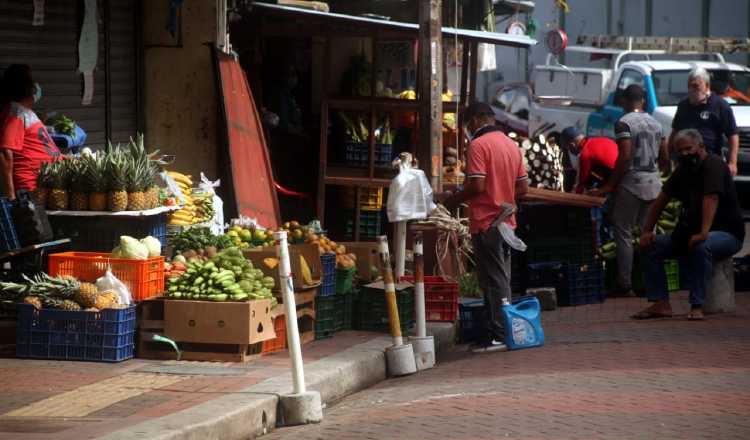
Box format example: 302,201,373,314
97,337,392,440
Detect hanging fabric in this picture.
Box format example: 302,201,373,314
32,0,45,26
77,0,98,105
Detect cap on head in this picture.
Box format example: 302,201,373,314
560,126,581,146
464,102,495,123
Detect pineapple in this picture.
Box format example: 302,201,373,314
107,149,128,212
94,290,118,309
145,161,160,209
23,296,42,309
58,299,82,311
69,159,89,211
47,160,70,210
34,161,53,207
84,153,108,211
74,282,100,308
126,157,148,211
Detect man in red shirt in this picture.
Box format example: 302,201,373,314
443,102,528,353
0,64,60,200
560,126,618,194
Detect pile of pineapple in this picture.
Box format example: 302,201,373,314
0,273,124,312
35,134,162,212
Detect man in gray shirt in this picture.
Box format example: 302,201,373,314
591,84,669,295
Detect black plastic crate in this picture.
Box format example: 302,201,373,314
16,304,136,362
557,261,605,307
344,210,385,241
354,285,414,332
49,213,167,254
0,198,20,252
315,295,339,340
458,298,484,343
336,291,354,330
516,204,594,238
524,237,596,265
344,142,393,168
526,261,565,289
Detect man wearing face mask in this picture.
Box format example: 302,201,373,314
633,129,744,321
442,102,528,353
559,126,618,194
670,67,739,176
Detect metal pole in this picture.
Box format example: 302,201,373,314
377,236,403,346
414,231,426,338
275,230,306,394
394,221,407,279
418,0,443,192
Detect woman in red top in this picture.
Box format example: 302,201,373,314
0,64,60,200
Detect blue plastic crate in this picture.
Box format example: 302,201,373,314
0,198,20,252
49,213,167,254
319,253,336,297
558,261,605,307
16,304,136,363
458,299,484,343
344,142,393,168
343,210,384,241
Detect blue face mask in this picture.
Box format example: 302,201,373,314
33,83,42,103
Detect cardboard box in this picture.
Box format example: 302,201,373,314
164,299,275,345
244,243,322,291
339,242,381,281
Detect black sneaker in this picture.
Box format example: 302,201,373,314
471,339,508,353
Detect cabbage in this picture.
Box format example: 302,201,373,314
140,236,162,257
111,245,123,258
120,235,149,260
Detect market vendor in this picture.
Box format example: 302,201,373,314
634,129,744,321
0,64,60,200
559,126,617,194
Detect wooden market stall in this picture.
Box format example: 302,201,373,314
240,2,536,241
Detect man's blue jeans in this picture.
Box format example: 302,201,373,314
644,232,742,305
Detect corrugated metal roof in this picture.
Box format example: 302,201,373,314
251,2,536,48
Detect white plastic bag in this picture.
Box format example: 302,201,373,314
386,154,436,223
95,268,132,306
199,173,225,236
161,171,188,205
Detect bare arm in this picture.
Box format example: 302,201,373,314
0,149,14,200
727,134,739,177
515,177,529,200
590,137,632,196
639,191,669,248
443,176,485,210
698,194,719,238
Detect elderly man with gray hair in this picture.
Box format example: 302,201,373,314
633,129,744,321
670,66,740,176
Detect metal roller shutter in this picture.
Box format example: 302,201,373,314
0,0,139,148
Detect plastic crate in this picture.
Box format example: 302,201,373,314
516,204,594,238
48,213,168,255
16,304,135,362
315,295,339,339
525,262,565,289
344,210,384,241
342,187,384,211
344,142,393,168
0,198,20,252
336,267,356,294
337,291,354,330
399,276,459,322
354,286,414,332
458,298,484,343
524,237,596,265
735,256,750,292
262,315,286,354
48,252,165,302
558,261,605,307
319,253,337,297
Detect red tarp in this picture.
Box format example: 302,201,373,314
215,51,280,228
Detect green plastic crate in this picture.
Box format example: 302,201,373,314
336,291,354,330
354,286,414,333
315,296,339,340
336,267,356,294
665,259,679,292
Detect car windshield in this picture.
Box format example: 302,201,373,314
652,70,750,106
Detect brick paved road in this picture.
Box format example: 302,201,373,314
266,293,750,440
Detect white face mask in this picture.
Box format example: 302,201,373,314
32,83,42,103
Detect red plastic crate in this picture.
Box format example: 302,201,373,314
262,315,286,354
399,276,459,322
48,252,165,302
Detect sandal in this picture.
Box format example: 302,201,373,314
631,309,673,320
687,308,705,321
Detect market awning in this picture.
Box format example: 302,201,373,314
250,2,537,48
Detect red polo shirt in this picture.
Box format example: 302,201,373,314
576,137,618,194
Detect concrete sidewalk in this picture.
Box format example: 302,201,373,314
0,331,397,440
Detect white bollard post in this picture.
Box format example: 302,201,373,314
395,221,407,279
409,231,435,370
274,231,322,425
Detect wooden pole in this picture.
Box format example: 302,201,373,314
418,0,443,192
378,236,403,346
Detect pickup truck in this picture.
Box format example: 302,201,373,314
526,47,750,203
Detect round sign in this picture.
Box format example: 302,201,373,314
507,21,527,36
545,29,568,55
